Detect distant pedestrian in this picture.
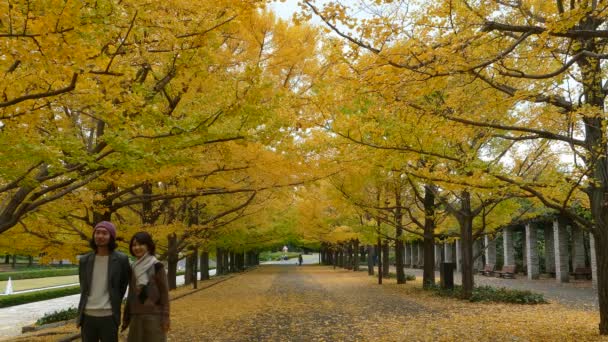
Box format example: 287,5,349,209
77,221,130,342
122,231,170,342
298,254,303,266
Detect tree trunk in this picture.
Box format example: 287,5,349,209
185,253,193,285
353,239,360,271
166,234,178,290
28,255,33,267
382,240,390,277
367,245,374,275
423,184,437,288
346,241,353,270
229,251,235,273
223,250,229,274
333,249,337,269
11,255,16,269
4,255,8,264
216,248,223,275
200,251,209,280
377,238,382,284
459,191,474,299
192,248,198,289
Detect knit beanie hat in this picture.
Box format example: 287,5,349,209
94,221,117,239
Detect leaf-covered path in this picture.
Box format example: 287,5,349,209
7,265,606,341
168,265,606,341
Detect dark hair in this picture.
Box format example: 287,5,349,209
129,231,156,256
89,236,117,252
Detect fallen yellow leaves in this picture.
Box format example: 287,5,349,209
8,266,607,341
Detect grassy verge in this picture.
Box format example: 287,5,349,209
1,275,79,292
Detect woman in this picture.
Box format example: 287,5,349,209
122,232,170,342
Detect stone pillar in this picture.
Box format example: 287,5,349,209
411,242,418,267
572,227,586,269
455,240,462,272
553,218,570,283
503,226,515,266
434,244,442,269
590,234,598,289
473,239,483,272
444,242,453,262
544,226,555,274
522,232,527,273
525,223,540,280
484,235,496,265
418,242,424,267
404,243,411,267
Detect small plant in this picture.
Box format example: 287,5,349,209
36,307,78,325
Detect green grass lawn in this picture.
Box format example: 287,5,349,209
0,275,79,292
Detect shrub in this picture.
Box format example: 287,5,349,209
36,307,78,325
426,284,547,304
0,268,78,281
259,251,301,261
373,272,416,281
0,285,80,308
470,285,547,304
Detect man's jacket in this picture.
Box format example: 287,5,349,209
77,251,131,326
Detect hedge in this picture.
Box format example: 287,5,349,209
427,284,547,304
0,268,78,281
0,285,80,308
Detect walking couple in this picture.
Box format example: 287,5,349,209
76,221,170,342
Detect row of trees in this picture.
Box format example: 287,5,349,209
289,0,608,335
0,0,328,282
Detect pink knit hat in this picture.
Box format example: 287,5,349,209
94,221,116,239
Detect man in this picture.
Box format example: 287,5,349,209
77,221,130,342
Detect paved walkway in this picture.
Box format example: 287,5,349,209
0,270,217,338
384,266,598,310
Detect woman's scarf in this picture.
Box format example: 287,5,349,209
132,253,158,287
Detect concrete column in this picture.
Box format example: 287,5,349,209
411,242,418,267
473,239,483,272
444,242,453,262
404,243,411,267
522,232,527,273
484,235,496,265
418,242,424,266
572,227,586,269
503,226,515,266
590,234,598,289
434,244,441,269
544,226,555,274
553,218,570,283
525,223,540,280
455,240,462,272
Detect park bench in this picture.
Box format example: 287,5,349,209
571,267,592,280
494,265,516,279
479,263,495,276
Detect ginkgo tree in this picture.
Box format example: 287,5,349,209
301,0,608,334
